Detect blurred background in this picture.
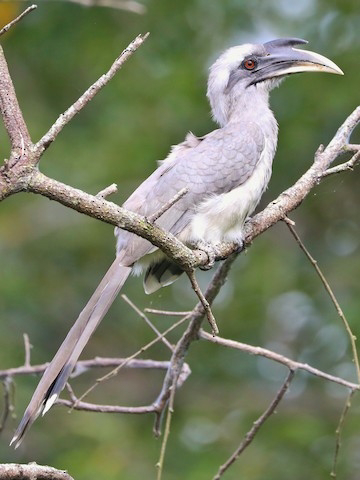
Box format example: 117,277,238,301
0,1,359,479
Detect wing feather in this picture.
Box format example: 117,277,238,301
115,122,264,264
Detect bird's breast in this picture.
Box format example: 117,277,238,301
187,142,275,245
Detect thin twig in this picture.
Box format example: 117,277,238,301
199,330,359,390
0,357,189,378
213,370,295,479
331,389,356,478
23,333,31,367
96,183,118,199
156,378,177,480
284,217,360,384
323,150,360,177
34,33,149,157
65,382,77,403
0,4,37,37
0,378,12,433
75,315,190,405
57,398,158,414
144,308,192,316
121,294,174,351
343,144,360,152
148,187,189,223
73,357,184,373
186,269,219,335
153,256,237,430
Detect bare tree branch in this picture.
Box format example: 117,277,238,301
28,104,360,269
23,334,32,368
331,389,356,479
0,463,74,480
57,398,158,414
323,150,360,177
0,354,191,426
199,330,359,390
74,314,191,407
96,183,118,199
344,144,360,151
121,295,174,351
156,377,177,480
284,217,360,383
0,356,190,379
0,378,14,433
213,370,295,480
148,187,189,223
0,22,358,274
0,4,37,37
1,32,358,274
244,106,360,244
34,33,149,157
3,103,357,274
23,170,199,271
0,47,32,161
186,269,219,335
153,255,237,430
144,308,192,316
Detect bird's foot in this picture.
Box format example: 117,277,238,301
190,241,222,270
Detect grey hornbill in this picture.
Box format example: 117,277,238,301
11,37,343,447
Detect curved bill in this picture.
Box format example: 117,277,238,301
251,38,343,84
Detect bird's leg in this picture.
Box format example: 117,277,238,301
189,237,245,269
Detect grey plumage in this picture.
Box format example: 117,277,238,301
118,123,269,293
12,260,131,445
116,122,268,261
11,38,342,448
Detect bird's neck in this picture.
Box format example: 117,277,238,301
227,85,272,123
224,86,278,146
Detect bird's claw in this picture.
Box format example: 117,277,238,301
190,241,221,270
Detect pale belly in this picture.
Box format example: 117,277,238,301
186,153,273,244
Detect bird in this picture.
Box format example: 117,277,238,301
11,37,343,448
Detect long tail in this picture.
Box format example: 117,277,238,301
11,258,131,448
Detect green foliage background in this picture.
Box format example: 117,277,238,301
0,1,359,478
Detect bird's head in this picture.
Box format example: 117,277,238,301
207,38,343,126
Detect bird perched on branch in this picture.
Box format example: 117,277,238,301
11,37,343,447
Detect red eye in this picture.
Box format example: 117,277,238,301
243,59,257,70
